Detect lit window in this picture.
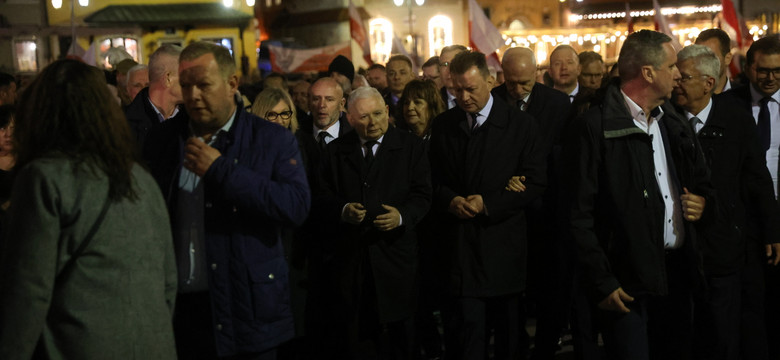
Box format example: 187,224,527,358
369,18,393,65
14,39,38,72
203,38,234,56
99,37,139,69
428,15,452,58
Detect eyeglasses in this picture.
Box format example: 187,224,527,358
755,67,780,79
265,110,293,121
580,72,603,79
676,74,710,83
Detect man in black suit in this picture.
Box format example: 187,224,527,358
674,44,780,360
429,51,546,360
125,44,185,151
566,30,712,360
298,77,353,164
311,86,431,359
721,35,780,360
492,46,577,358
438,45,468,110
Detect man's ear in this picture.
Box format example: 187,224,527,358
641,65,654,83
228,73,239,93
724,51,733,67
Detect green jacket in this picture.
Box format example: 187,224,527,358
0,157,177,359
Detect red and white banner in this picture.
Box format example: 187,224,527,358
468,0,503,72
349,0,372,65
720,0,750,49
268,42,351,74
653,0,682,51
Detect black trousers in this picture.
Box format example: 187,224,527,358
599,250,693,360
443,294,522,360
693,272,740,360
174,292,277,360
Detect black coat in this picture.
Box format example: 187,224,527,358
685,94,780,275
566,84,713,302
724,84,780,199
429,95,547,297
313,126,432,323
124,87,186,152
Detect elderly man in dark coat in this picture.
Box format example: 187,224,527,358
309,86,431,359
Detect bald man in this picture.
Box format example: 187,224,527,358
492,47,574,359
549,45,582,101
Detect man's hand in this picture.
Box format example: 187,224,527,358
505,175,527,192
598,287,634,313
342,203,367,224
681,187,705,222
466,194,485,215
374,204,401,231
184,137,222,177
767,243,780,266
449,196,479,219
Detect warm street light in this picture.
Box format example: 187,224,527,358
395,0,424,67
51,0,89,56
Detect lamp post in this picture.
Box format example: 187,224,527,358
394,0,424,68
51,0,89,56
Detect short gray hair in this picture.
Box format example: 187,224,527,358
127,64,148,78
619,30,671,82
149,44,182,83
347,86,385,110
677,44,720,80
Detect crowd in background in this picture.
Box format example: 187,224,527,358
0,27,779,360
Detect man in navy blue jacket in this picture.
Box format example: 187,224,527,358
144,41,310,360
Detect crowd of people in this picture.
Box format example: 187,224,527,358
0,27,779,360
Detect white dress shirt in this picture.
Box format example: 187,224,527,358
622,91,685,249
750,86,780,198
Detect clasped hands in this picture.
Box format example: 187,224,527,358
342,203,401,231
448,195,484,219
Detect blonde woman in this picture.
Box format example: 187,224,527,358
251,87,299,133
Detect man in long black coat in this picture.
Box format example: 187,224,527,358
429,51,546,360
673,44,780,360
310,86,431,359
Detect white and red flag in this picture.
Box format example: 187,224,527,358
468,0,503,72
349,0,372,65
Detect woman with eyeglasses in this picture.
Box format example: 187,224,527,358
251,87,299,133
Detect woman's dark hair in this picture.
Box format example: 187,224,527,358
15,59,140,201
400,79,445,136
0,105,14,129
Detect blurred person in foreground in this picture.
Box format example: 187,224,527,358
0,59,177,359
0,105,15,209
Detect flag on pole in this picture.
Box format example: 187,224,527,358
268,42,351,74
652,0,682,51
467,0,503,72
720,0,749,49
625,2,634,34
349,0,372,65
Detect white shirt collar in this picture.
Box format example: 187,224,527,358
314,116,342,142
722,79,732,92
570,83,580,97
467,94,494,128
750,85,780,105
685,98,713,132
621,89,663,128
148,96,180,123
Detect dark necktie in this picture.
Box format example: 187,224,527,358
364,140,377,165
471,113,481,133
758,97,772,152
690,116,701,134
517,99,526,111
317,132,329,151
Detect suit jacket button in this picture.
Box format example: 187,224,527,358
268,273,275,280
211,263,217,270
216,324,223,331
206,202,213,208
